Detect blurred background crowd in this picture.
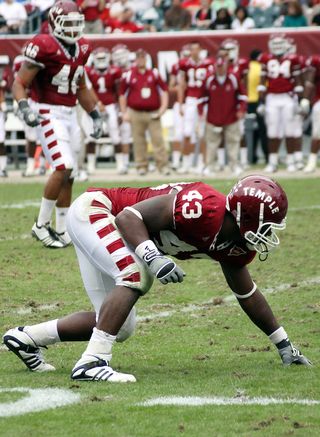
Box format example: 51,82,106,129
1,0,320,35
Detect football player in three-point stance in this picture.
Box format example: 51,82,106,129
4,176,311,381
12,0,102,248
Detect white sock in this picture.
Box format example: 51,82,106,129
87,153,96,173
240,147,248,166
196,153,204,170
0,155,7,171
294,151,303,163
269,153,278,167
39,155,46,169
286,153,294,166
55,206,69,234
37,198,56,226
25,319,60,346
81,327,116,363
217,148,225,167
182,153,194,170
172,150,181,168
115,153,124,171
26,157,35,172
123,152,129,168
307,153,317,167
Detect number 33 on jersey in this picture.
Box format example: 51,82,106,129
23,33,91,106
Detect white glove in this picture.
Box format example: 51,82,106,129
256,104,266,116
135,240,185,285
89,109,103,139
18,99,43,127
299,98,310,115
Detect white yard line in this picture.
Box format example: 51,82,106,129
138,396,320,407
0,200,40,209
137,276,320,322
0,388,81,417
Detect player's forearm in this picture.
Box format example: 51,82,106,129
77,87,98,113
237,289,279,336
115,210,150,249
119,95,127,114
159,91,168,115
12,79,28,102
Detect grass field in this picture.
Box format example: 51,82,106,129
0,176,319,437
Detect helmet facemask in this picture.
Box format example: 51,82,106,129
93,51,110,70
53,12,85,45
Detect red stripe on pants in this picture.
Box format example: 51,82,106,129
89,213,108,224
106,238,125,254
123,272,141,283
97,224,116,239
116,255,135,271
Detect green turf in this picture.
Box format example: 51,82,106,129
0,177,319,437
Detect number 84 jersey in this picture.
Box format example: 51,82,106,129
24,34,91,106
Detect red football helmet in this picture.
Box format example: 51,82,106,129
48,1,85,45
92,48,110,71
111,44,130,68
226,175,288,257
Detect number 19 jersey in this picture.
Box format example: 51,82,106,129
23,34,91,106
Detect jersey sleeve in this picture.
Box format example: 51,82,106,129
23,34,53,68
173,182,226,243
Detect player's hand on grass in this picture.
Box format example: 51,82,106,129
278,342,312,366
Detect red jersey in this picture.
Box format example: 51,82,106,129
306,55,320,103
259,53,301,94
229,57,249,81
205,73,247,126
87,182,256,267
76,0,101,21
86,65,122,105
119,66,168,111
23,34,91,106
179,57,214,99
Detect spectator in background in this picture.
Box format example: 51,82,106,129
110,0,136,19
248,0,274,9
232,6,255,30
119,49,170,176
0,0,27,34
30,0,55,17
76,0,105,34
282,1,308,27
194,0,215,29
209,7,232,29
211,0,237,15
164,0,192,30
107,7,144,33
311,12,320,25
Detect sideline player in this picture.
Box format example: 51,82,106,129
86,47,124,174
258,34,302,173
12,1,102,248
3,176,311,381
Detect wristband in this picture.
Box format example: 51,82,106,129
18,99,29,111
89,108,100,120
135,239,160,263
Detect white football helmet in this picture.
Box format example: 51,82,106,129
111,44,130,68
48,1,85,45
93,48,110,71
268,34,288,56
220,39,239,62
